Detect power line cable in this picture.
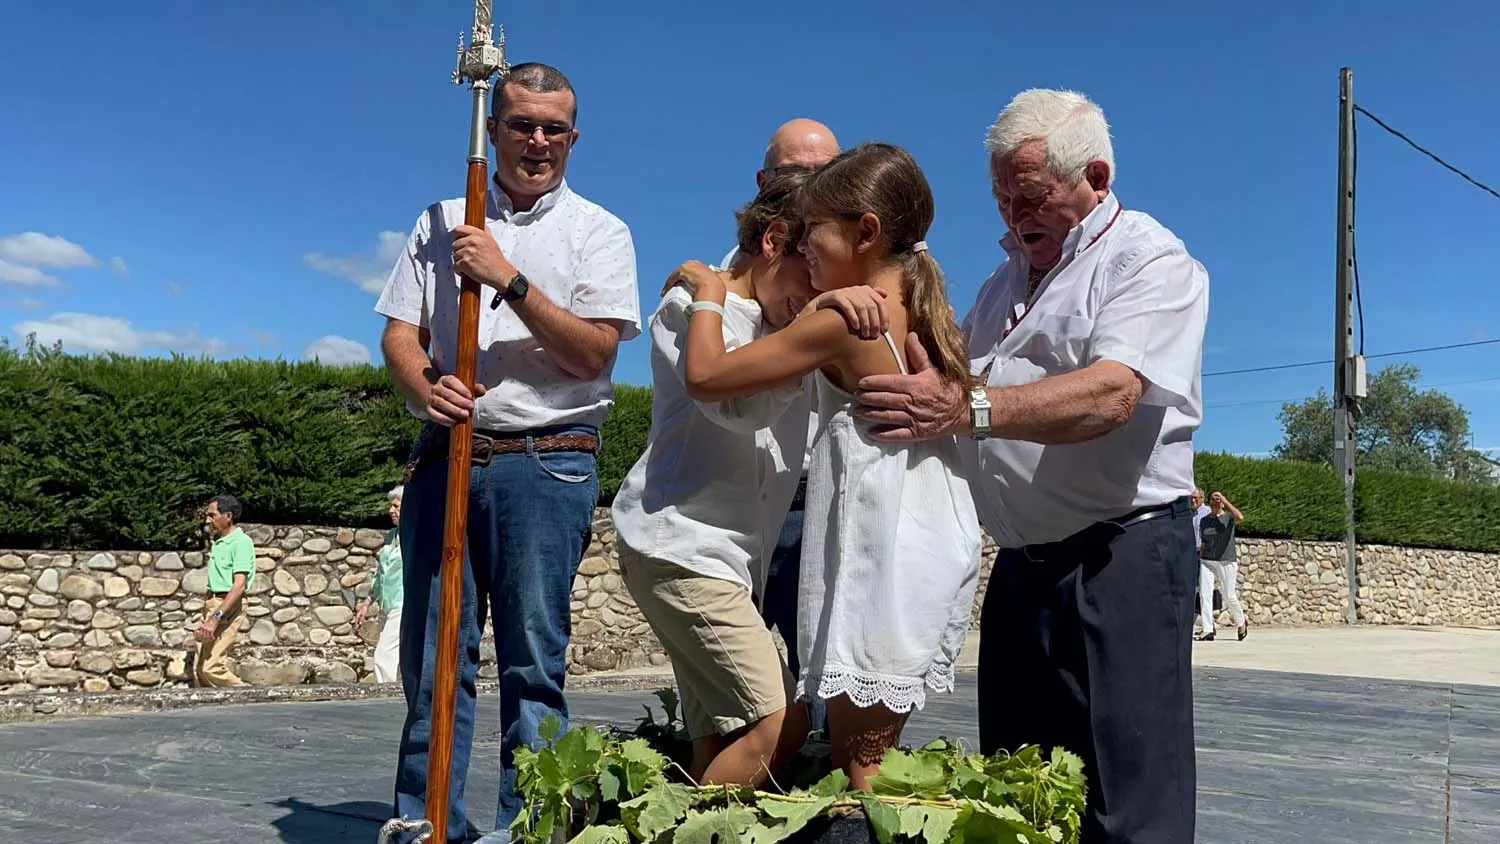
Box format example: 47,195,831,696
1352,111,1365,354
1205,373,1500,410
1354,104,1500,201
1203,337,1500,378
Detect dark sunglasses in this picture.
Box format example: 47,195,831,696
501,118,573,141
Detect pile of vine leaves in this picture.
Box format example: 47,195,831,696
511,689,1086,844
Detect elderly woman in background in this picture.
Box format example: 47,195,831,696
355,486,405,682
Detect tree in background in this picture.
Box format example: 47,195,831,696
1275,363,1496,484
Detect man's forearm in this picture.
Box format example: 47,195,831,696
987,361,1144,445
509,290,619,381
217,580,247,618
381,322,439,409
1227,502,1245,523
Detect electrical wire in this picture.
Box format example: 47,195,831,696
1354,104,1500,201
1203,337,1500,378
1351,111,1365,355
1205,373,1500,410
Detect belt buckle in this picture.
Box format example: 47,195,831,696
470,431,496,467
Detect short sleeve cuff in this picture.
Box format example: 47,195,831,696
1092,342,1192,408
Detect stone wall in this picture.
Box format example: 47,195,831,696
3,516,1495,695
1231,538,1500,627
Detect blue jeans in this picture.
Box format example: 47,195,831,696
394,424,599,842
759,483,827,732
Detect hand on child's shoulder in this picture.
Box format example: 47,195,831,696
660,260,721,297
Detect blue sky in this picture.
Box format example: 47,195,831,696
2,0,1498,457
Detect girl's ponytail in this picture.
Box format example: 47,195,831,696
902,248,975,388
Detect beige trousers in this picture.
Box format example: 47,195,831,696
195,595,248,687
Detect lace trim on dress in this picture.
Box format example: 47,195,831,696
798,659,958,714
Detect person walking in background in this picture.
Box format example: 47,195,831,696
1191,487,1214,635
195,494,253,688
1197,490,1249,641
355,485,405,683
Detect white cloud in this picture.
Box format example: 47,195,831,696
304,335,372,366
0,232,99,269
111,256,129,276
0,297,46,311
12,312,229,356
0,258,63,287
304,231,406,294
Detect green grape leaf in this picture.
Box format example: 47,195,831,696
867,748,950,798
760,795,836,838
617,737,667,795
620,782,694,840
555,727,607,783
674,806,757,844
858,795,904,844
540,714,563,743
899,805,930,838
567,824,630,844
744,820,794,844
809,769,851,798
920,805,960,843
598,765,622,804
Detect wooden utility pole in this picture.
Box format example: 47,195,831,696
1333,66,1364,624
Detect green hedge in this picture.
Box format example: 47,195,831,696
3,344,1497,553
1191,452,1345,541
0,345,652,550
1193,451,1500,553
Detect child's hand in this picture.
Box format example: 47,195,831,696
803,287,890,340
662,261,723,298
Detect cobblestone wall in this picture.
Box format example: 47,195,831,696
1231,539,1500,627
2,516,1495,695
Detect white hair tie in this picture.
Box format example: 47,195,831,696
912,241,929,254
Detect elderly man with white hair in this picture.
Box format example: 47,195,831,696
857,89,1209,843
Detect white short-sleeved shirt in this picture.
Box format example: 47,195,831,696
375,179,641,432
721,243,819,475
960,192,1210,548
611,286,808,592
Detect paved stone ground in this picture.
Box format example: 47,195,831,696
0,667,1496,844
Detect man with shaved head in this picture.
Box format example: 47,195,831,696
717,119,840,736
757,118,840,188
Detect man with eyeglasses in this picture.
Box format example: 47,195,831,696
376,61,640,844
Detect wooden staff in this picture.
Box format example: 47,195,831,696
426,5,509,843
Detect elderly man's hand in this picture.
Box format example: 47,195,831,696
856,332,971,441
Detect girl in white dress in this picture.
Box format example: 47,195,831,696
671,142,981,789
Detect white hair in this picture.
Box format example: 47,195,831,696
387,485,404,502
984,89,1115,187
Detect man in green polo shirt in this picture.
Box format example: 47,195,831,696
195,494,254,687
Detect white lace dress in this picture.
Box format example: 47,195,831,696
796,334,983,712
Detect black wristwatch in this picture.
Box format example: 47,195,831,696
490,272,529,309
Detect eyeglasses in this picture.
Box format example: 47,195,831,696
501,118,573,141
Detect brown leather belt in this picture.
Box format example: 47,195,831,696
470,431,599,465
403,428,599,482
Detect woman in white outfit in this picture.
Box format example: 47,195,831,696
1197,490,1249,641
672,142,981,789
355,486,404,682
